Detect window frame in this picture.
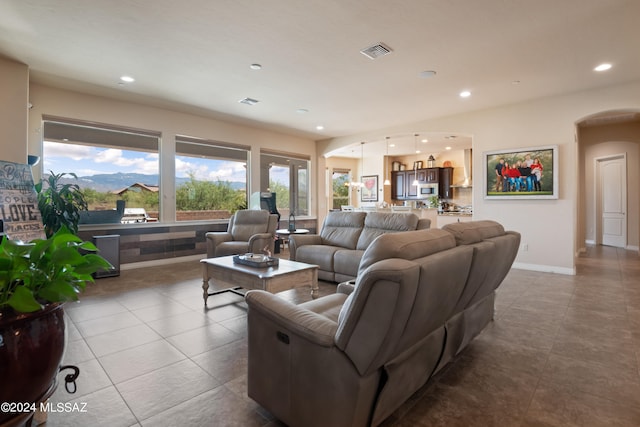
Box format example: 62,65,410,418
174,136,251,221
260,149,311,217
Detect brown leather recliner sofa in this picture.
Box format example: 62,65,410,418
245,220,520,427
288,211,431,282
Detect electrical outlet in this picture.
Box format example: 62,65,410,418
521,244,529,252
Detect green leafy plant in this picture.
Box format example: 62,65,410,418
0,226,111,313
428,195,439,208
35,171,89,238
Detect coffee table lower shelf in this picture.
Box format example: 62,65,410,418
201,256,319,306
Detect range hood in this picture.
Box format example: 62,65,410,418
451,148,472,187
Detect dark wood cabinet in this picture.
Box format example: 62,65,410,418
426,168,439,183
416,169,428,184
393,167,449,200
391,171,405,200
391,170,423,199
406,171,418,197
439,167,453,199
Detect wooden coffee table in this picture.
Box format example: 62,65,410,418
201,256,319,306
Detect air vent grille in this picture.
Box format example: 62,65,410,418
360,43,393,60
239,97,259,105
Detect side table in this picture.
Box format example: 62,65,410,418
275,228,310,250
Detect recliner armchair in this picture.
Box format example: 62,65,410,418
206,209,278,257
245,221,520,427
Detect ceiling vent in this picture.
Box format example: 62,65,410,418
360,43,393,60
239,97,259,105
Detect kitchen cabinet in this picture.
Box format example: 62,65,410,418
393,168,445,200
439,167,453,199
406,170,418,197
391,171,405,200
391,170,418,199
425,168,439,183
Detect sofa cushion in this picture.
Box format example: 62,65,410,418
319,211,366,249
299,293,348,323
442,220,505,245
231,210,270,242
334,249,365,279
356,212,419,250
214,241,250,257
296,245,343,273
358,228,456,275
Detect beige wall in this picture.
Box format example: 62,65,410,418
318,81,640,274
5,54,640,271
0,56,29,163
579,121,640,250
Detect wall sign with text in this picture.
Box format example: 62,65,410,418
0,160,45,242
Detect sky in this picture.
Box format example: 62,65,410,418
43,140,251,182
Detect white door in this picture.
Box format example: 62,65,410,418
599,155,627,248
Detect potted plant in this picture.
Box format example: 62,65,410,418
35,171,89,238
0,226,111,426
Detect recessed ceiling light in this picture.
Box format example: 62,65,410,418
250,63,262,70
120,75,135,83
445,146,452,150
316,125,324,130
419,70,437,79
459,90,471,98
594,63,612,72
390,144,395,147
296,108,309,114
421,139,428,143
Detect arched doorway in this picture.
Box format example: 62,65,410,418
575,110,640,254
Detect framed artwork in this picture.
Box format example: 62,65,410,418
361,175,378,202
484,145,558,199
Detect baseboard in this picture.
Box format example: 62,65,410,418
585,239,595,245
627,245,640,252
512,262,575,276
121,254,205,270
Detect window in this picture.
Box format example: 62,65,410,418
175,137,250,221
332,169,351,209
42,119,160,223
260,151,310,217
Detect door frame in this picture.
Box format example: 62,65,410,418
594,153,627,247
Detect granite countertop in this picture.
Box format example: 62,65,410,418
437,211,473,216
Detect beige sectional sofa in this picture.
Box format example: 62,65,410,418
289,211,431,282
245,220,520,427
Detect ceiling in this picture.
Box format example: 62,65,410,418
1,0,639,158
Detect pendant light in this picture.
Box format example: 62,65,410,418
383,137,391,186
412,133,420,186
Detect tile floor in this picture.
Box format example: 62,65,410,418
42,245,640,426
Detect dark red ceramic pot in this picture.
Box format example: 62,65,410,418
0,303,66,426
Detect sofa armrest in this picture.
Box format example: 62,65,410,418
248,232,275,255
205,232,233,257
337,281,356,295
288,234,322,260
416,218,431,229
245,290,338,347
